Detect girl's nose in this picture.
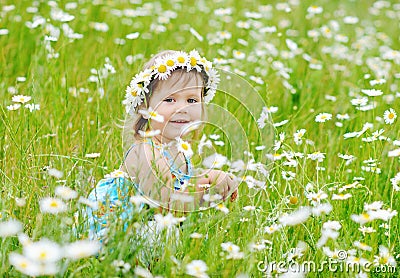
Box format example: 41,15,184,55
176,100,189,113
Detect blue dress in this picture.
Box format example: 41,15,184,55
85,138,193,240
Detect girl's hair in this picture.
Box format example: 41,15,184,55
123,50,208,149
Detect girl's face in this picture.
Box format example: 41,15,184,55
148,74,203,143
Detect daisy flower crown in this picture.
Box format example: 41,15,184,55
122,50,220,115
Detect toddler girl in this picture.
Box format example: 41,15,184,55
85,50,238,243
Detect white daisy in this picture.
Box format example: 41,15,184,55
315,113,332,122
154,60,171,80
390,172,400,191
311,203,333,216
64,240,101,260
104,170,129,179
358,226,376,235
361,89,383,97
12,95,32,103
187,49,203,72
176,137,194,158
369,78,386,86
24,103,40,112
351,212,375,224
332,193,352,200
123,88,143,111
353,241,373,252
205,68,219,102
336,113,350,120
264,223,281,234
215,203,229,214
47,168,63,179
138,129,161,138
175,51,190,67
221,242,240,253
282,170,296,181
7,103,21,111
154,213,179,230
197,134,212,155
294,129,306,145
388,148,400,157
279,207,311,226
307,151,326,162
156,54,177,73
373,245,396,266
39,197,67,214
190,232,203,239
383,108,397,124
55,186,78,200
273,119,289,127
232,50,246,60
307,5,323,14
23,238,63,264
186,260,209,278
138,107,164,123
0,219,23,237
202,153,228,168
351,97,368,106
134,266,154,277
9,253,40,277
114,260,132,274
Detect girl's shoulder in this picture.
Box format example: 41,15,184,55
122,139,164,169
126,139,163,157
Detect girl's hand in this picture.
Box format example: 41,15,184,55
206,170,238,201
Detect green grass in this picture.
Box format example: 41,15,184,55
0,0,399,277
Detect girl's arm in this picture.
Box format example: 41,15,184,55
124,143,208,212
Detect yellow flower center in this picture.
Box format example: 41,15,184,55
388,113,394,119
166,59,174,67
20,262,28,269
131,90,137,97
50,201,58,208
380,257,388,264
289,196,298,205
39,252,47,259
177,56,185,63
190,57,197,67
158,65,167,73
182,143,189,151
149,111,157,117
361,213,370,220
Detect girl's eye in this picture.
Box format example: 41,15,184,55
188,98,198,103
164,98,174,102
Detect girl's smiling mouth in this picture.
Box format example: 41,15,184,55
170,120,190,124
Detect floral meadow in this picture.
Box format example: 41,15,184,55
0,0,399,277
